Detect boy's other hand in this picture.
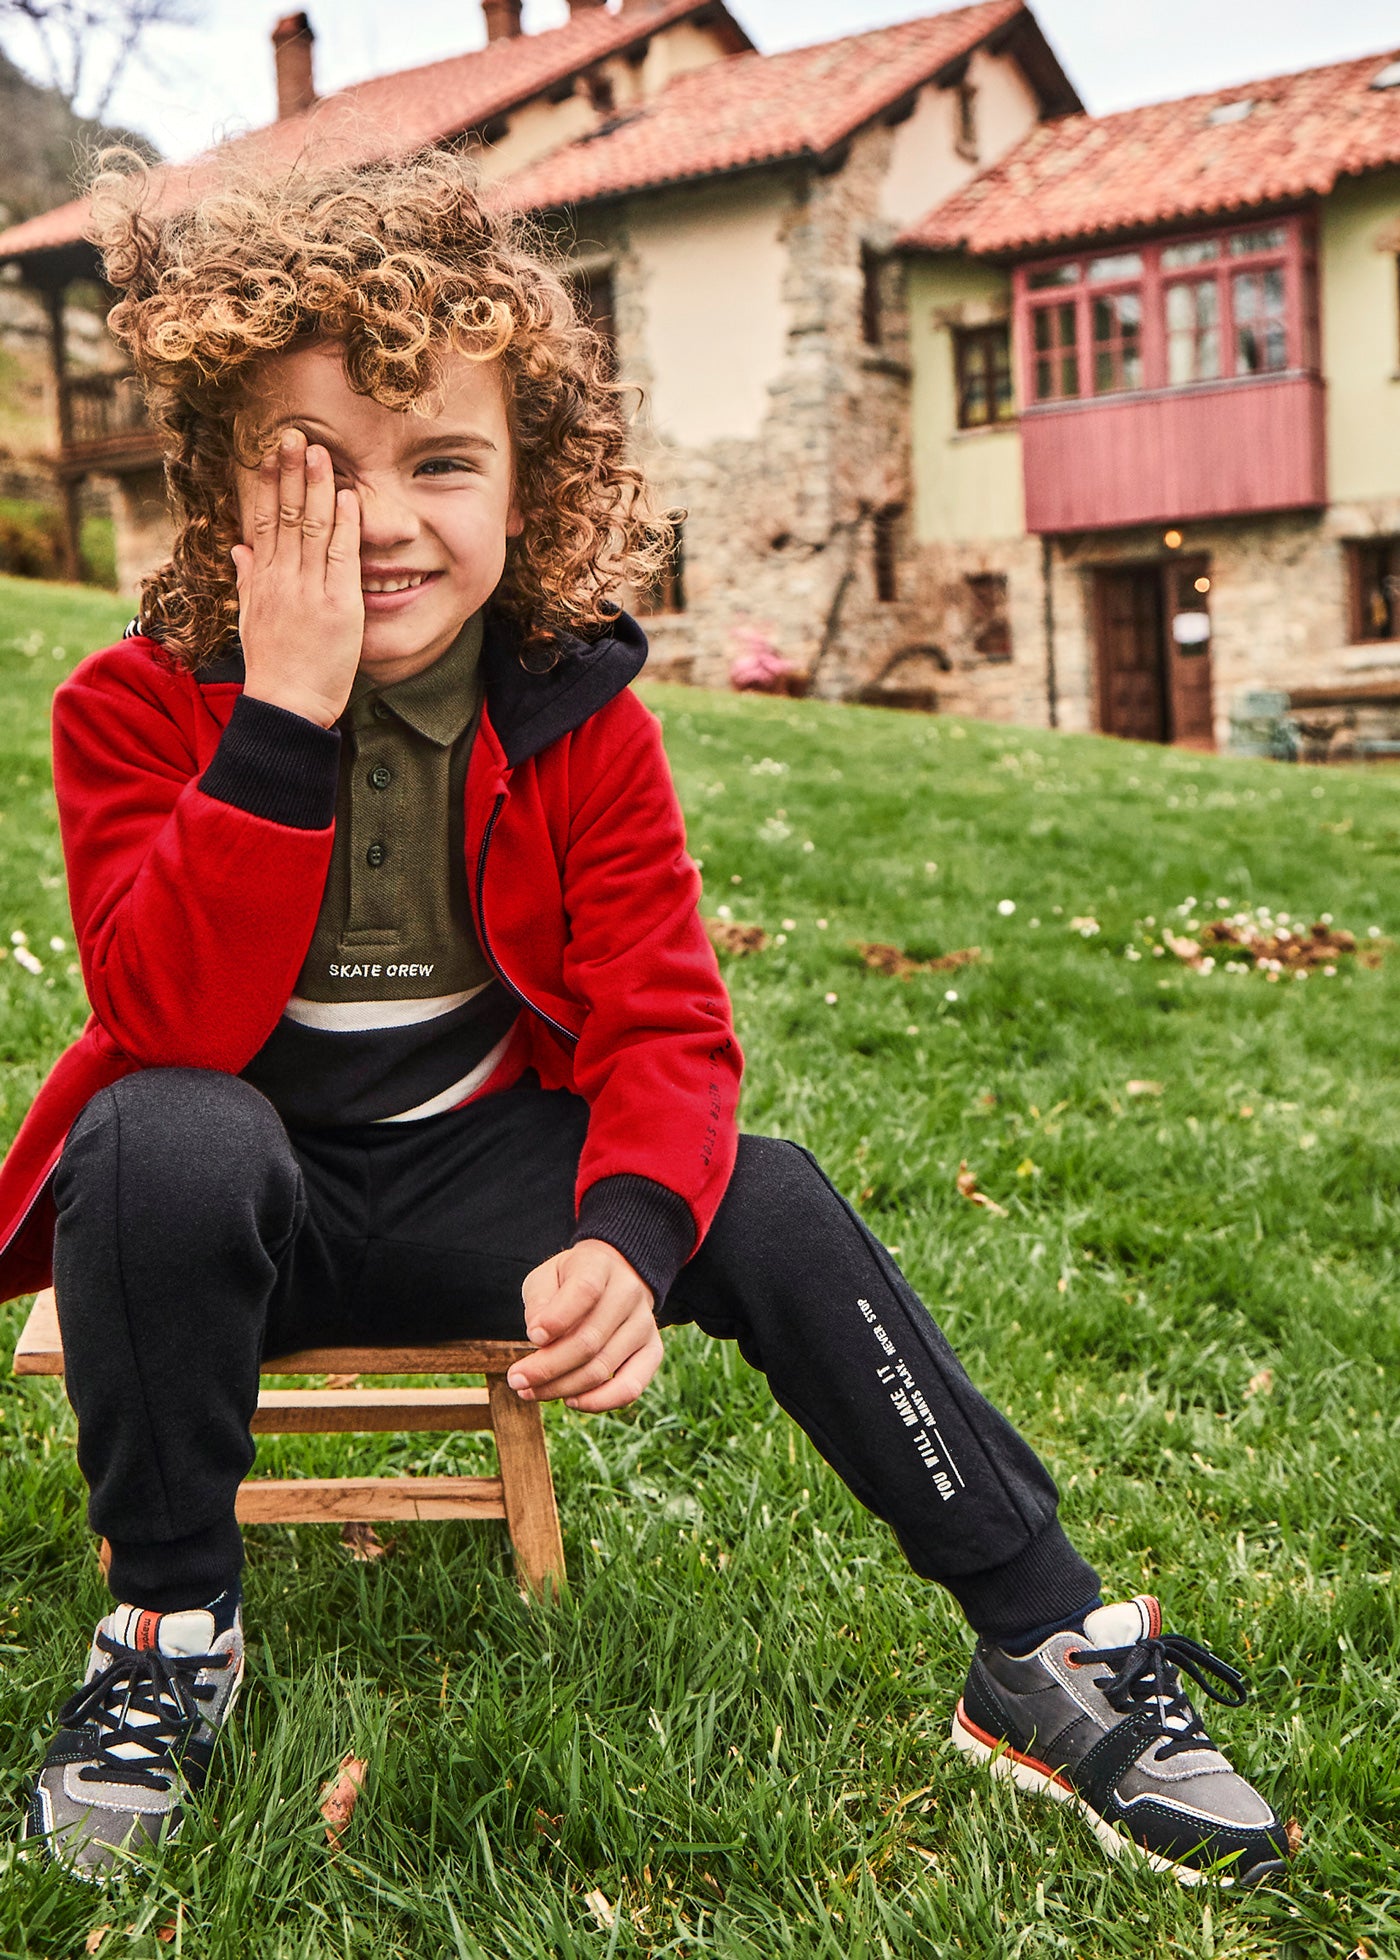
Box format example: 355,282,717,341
508,1242,662,1412
231,428,364,728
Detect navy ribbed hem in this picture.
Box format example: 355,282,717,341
573,1173,697,1305
940,1519,1102,1641
198,693,340,829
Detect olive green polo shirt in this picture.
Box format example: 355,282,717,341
294,613,494,1004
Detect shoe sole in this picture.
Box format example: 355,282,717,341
951,1700,1288,1889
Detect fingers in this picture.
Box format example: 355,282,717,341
526,1305,658,1405
276,427,308,558
250,445,281,567
565,1329,665,1413
300,441,336,566
325,488,362,603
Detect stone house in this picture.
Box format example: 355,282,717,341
897,47,1400,754
0,0,1079,701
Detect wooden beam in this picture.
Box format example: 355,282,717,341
235,1475,506,1522
260,1339,534,1375
488,1375,567,1598
251,1386,493,1433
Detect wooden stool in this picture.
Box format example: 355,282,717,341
13,1288,565,1598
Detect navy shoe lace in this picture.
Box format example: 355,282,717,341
1068,1632,1249,1763
58,1632,230,1791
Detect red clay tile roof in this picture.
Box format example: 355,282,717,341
499,0,1025,210
0,0,749,263
902,45,1400,257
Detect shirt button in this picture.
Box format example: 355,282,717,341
366,842,386,867
372,701,391,721
369,764,392,790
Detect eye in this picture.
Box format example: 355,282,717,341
415,457,480,478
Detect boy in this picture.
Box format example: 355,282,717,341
0,152,1288,1886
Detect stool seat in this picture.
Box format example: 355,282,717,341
14,1288,565,1596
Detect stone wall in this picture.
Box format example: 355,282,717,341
595,122,929,699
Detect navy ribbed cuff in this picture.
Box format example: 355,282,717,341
198,694,340,829
941,1519,1102,1642
572,1173,698,1305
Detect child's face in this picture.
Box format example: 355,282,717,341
235,342,524,682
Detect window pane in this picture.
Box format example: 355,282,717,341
1354,540,1399,642
1161,238,1219,269
1088,252,1143,283
1234,265,1287,374
1030,303,1078,399
1166,278,1220,383
1028,262,1079,289
963,368,990,425
1230,225,1287,256
1091,290,1142,394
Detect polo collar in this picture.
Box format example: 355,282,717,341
348,610,485,747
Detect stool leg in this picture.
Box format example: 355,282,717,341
486,1375,566,1600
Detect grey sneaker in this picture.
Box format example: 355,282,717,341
24,1595,244,1881
951,1595,1291,1886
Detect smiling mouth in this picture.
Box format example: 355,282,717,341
361,571,440,594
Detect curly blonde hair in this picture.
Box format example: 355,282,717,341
90,147,670,667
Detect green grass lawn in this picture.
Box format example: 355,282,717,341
0,572,1396,1956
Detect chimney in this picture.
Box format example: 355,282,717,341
483,0,523,39
272,13,316,119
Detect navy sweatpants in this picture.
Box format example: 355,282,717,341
51,1068,1098,1637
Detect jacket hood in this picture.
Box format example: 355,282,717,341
187,608,649,770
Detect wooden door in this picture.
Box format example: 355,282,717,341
1164,556,1215,749
1095,567,1167,741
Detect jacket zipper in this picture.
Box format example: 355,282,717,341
475,792,580,1048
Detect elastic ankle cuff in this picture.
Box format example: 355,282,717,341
104,1516,244,1612
942,1519,1101,1642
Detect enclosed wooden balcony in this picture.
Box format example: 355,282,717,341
1013,214,1327,535
1021,371,1325,533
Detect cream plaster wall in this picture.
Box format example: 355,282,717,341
878,49,1042,230
1322,169,1400,504
906,255,1022,543
474,89,598,181
629,178,792,447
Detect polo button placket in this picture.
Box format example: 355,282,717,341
369,765,392,790
366,843,386,868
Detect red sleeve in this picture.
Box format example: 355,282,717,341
560,697,742,1291
53,648,340,1073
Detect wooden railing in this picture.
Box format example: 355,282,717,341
60,371,158,471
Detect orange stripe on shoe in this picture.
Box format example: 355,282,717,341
954,1700,1076,1794
134,1610,162,1651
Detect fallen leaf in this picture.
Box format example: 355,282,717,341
1126,1079,1163,1097
705,917,769,955
340,1522,393,1561
855,941,980,977
700,1871,725,1900
910,1844,939,1870
1244,1369,1275,1399
533,1806,562,1840
320,1755,368,1845
956,1162,1008,1217
323,1372,359,1390
155,1925,177,1947
584,1888,618,1929
84,1931,110,1955
1286,1816,1303,1856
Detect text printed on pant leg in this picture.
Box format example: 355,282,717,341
857,1297,966,1499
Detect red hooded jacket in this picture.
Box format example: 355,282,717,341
0,610,741,1303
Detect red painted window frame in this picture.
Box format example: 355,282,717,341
1013,214,1316,409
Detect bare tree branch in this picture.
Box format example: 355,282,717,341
0,0,200,118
